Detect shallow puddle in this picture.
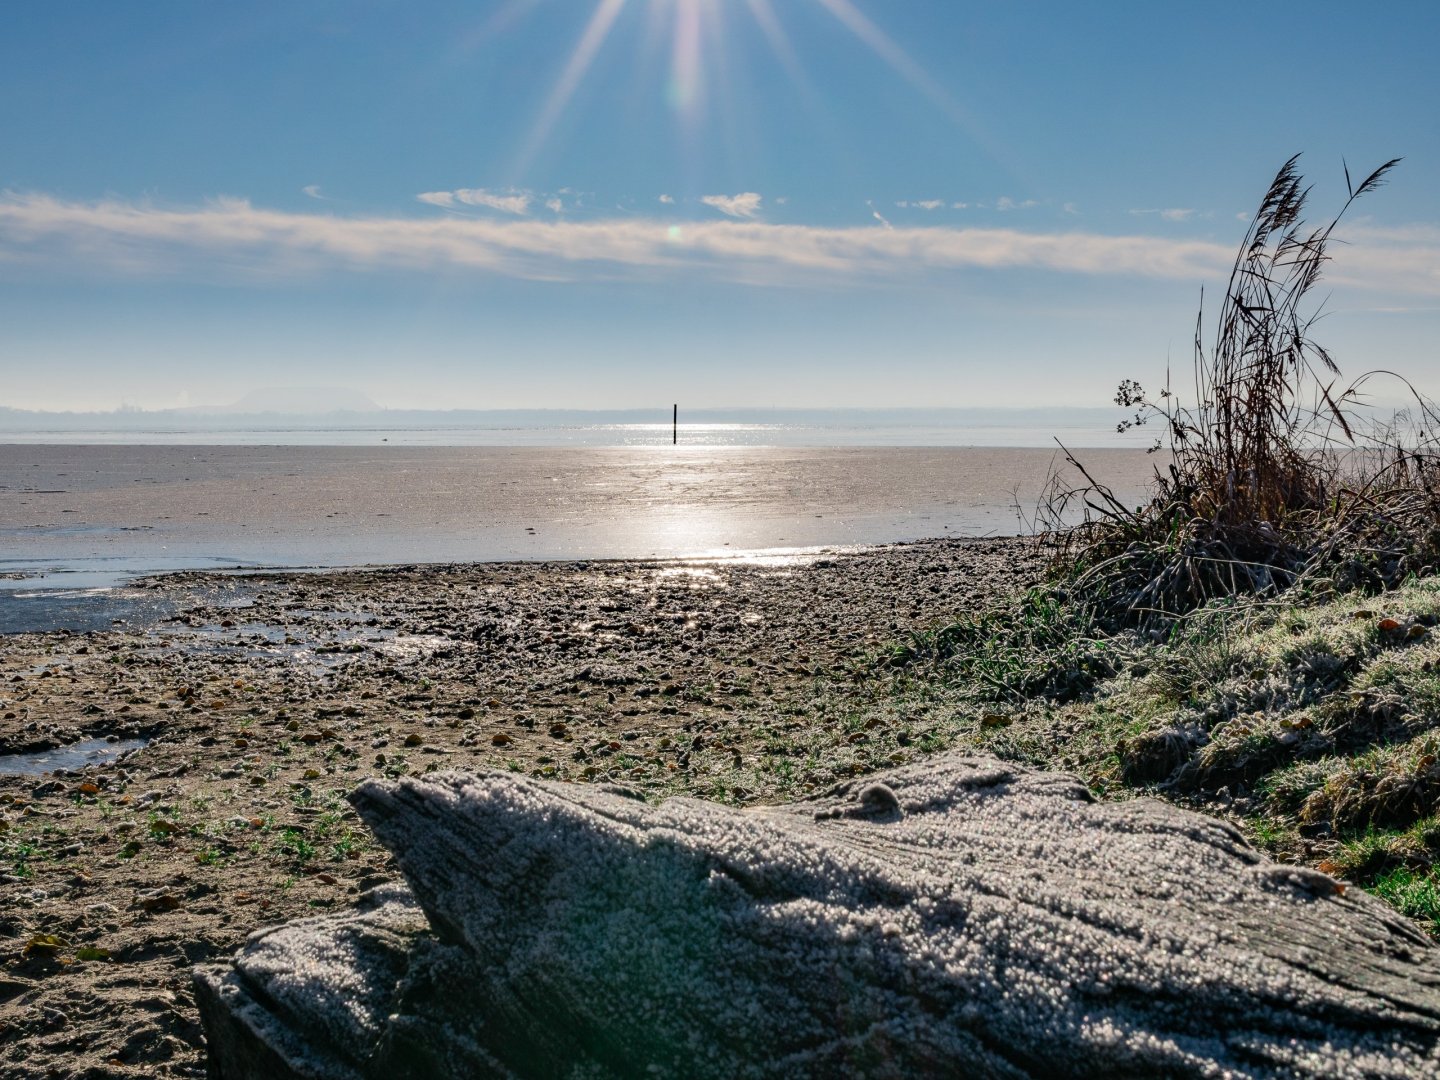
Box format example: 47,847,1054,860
0,737,147,776
0,556,254,635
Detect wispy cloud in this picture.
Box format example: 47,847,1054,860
545,197,564,214
995,197,1039,211
867,200,892,229
302,185,325,200
1346,223,1440,245
700,192,763,218
1,192,1435,295
1131,207,1196,222
1334,224,1440,294
658,194,675,204
896,199,946,211
418,188,532,215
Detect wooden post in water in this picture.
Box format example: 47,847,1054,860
673,404,677,445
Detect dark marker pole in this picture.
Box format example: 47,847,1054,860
673,403,677,445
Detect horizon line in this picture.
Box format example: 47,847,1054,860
1,403,1131,419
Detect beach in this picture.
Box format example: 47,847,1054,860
7,0,1434,1070
0,441,1151,1076
0,527,1048,1078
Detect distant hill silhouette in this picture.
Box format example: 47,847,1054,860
209,387,383,414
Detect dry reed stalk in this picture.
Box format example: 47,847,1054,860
1046,156,1440,628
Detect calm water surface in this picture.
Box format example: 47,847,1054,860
1,443,1162,631
2,444,1159,563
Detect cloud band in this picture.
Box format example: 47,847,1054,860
0,192,1432,293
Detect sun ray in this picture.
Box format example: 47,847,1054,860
508,0,1021,192
814,0,1030,191
513,0,629,180
451,0,544,56
812,0,977,129
668,0,705,115
744,0,810,92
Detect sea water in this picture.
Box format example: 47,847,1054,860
1,438,1162,632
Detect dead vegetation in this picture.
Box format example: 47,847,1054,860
887,156,1440,934
1050,154,1440,630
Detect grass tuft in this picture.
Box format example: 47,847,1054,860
890,586,1131,704
1371,866,1440,934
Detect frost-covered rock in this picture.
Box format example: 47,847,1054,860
194,884,428,1079
195,756,1440,1078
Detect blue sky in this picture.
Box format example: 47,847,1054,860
2,0,1437,412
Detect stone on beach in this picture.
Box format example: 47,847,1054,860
195,754,1440,1078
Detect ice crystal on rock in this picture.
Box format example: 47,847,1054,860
197,755,1440,1078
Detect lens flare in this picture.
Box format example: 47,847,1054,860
667,0,704,113
512,0,980,181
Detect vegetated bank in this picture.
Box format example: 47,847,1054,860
884,154,1440,933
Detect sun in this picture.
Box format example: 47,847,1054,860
512,0,970,178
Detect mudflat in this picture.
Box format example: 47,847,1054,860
1,443,1156,565
0,536,1041,1078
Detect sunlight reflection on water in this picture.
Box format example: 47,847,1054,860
0,738,148,776
1,445,1160,591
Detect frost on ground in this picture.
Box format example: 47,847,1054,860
196,754,1440,1078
